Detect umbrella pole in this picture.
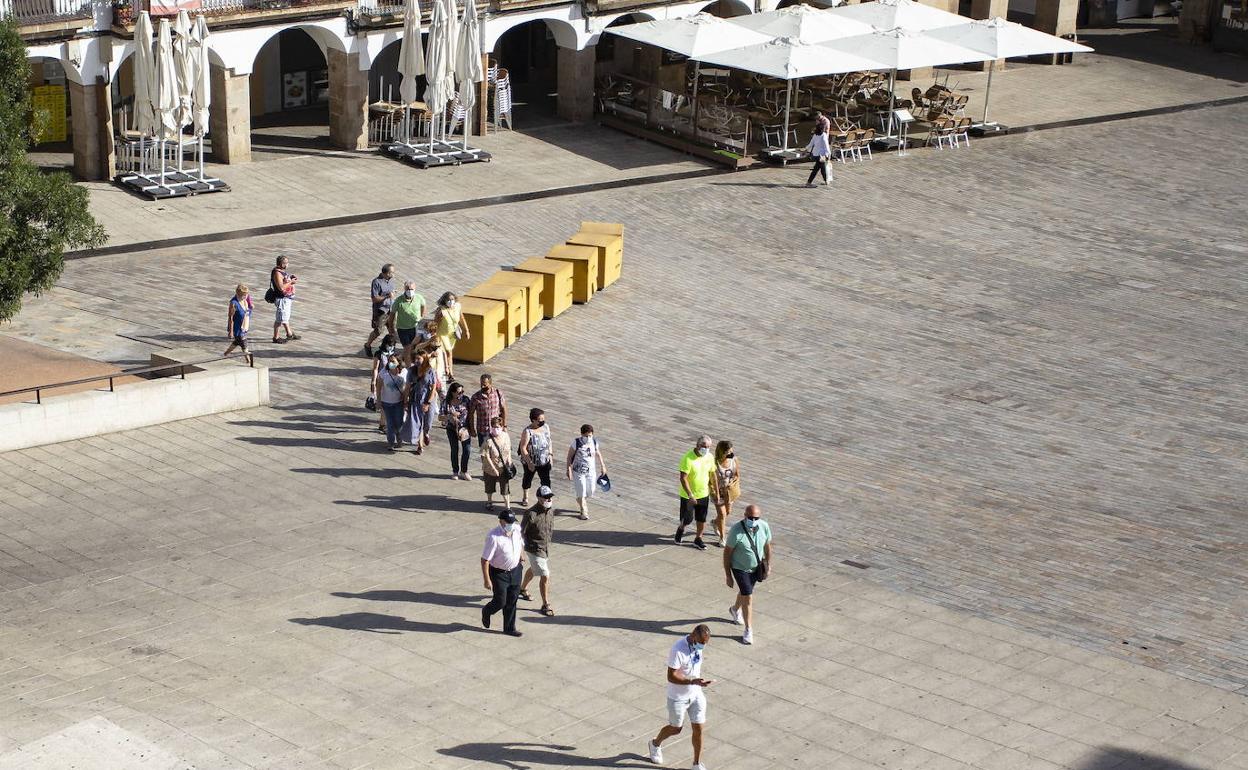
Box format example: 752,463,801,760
782,79,792,153
691,62,700,142
463,103,470,151
888,69,896,138
198,135,205,180
982,65,993,126
159,139,166,186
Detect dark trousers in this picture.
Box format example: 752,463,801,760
446,424,471,474
807,157,829,184
484,564,523,633
522,462,552,491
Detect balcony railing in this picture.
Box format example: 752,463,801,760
0,0,93,26
198,0,346,15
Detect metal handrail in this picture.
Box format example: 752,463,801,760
0,352,254,405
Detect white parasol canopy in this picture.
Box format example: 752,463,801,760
397,0,425,104
827,0,968,32
455,0,483,116
821,26,988,71
131,11,156,137
606,13,770,59
700,35,888,79
153,18,180,142
191,14,211,137
172,10,194,128
422,0,454,145
729,5,874,45
443,0,460,86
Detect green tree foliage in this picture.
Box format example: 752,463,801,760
0,18,106,322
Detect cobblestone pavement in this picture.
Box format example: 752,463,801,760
1,101,1247,767
64,25,1248,250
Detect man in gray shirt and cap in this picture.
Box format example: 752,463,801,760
364,263,397,357
520,485,556,617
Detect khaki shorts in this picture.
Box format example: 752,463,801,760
527,553,550,577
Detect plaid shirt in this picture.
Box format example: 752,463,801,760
469,387,506,435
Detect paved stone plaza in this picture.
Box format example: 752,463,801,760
2,90,1248,767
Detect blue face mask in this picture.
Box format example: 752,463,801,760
744,518,760,530
691,642,704,652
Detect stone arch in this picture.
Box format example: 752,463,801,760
701,0,753,17
484,14,582,53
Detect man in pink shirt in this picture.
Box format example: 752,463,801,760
480,509,527,637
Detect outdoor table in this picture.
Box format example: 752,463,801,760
546,244,599,304
454,296,507,364
483,271,544,333
513,257,574,319
569,225,623,290
466,282,527,345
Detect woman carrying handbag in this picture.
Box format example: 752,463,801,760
708,440,741,547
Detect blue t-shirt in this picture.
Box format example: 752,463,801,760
230,297,249,337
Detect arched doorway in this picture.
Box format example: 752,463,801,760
775,0,837,7
701,0,753,17
26,57,73,171
249,28,332,156
369,36,429,104
597,13,654,65
492,19,566,127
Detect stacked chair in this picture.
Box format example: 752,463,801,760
452,222,625,364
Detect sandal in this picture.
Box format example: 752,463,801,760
286,334,301,341
540,605,555,617
485,502,494,512
519,590,533,602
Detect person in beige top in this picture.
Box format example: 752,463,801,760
481,415,514,512
708,440,741,546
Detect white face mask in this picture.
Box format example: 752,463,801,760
540,500,552,509
404,290,415,299
696,446,709,456
503,522,516,533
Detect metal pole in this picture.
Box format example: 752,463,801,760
691,61,700,142
781,79,792,152
982,65,993,125
888,68,896,138
463,102,471,150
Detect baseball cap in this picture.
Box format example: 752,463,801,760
537,485,554,498
498,509,516,523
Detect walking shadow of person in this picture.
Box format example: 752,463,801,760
1072,748,1209,770
331,590,482,607
289,612,479,635
524,615,723,637
437,742,653,769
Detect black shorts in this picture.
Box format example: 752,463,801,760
372,309,392,331
679,496,709,526
231,334,249,349
733,567,763,596
398,327,417,347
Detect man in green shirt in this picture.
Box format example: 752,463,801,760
723,504,772,645
677,435,716,550
391,281,426,349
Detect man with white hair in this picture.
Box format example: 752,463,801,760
677,435,716,550
391,280,426,349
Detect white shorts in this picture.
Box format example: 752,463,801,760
666,692,706,727
572,473,595,499
528,554,550,577
274,297,293,324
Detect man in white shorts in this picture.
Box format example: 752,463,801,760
647,624,713,769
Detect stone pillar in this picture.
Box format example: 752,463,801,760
1178,0,1218,42
209,66,251,164
95,77,116,178
328,49,369,151
1034,0,1078,61
970,0,1008,71
68,80,112,181
556,46,595,123
478,53,489,135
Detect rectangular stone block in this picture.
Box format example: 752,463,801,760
484,271,544,333
546,244,599,304
567,229,623,290
466,282,527,344
514,257,575,319
454,296,507,364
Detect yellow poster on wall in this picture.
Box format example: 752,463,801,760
31,85,67,144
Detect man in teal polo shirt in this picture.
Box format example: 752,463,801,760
391,281,426,349
723,504,772,645
677,435,716,550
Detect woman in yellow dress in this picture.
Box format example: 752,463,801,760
435,291,469,380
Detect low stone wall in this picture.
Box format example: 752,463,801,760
0,361,269,453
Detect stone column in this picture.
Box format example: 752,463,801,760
478,53,489,135
556,46,595,123
970,0,1008,71
68,79,112,181
209,65,252,164
1034,0,1079,62
328,49,369,151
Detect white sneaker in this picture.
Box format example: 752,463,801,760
647,740,664,765
692,763,707,770
729,605,743,625
742,627,753,645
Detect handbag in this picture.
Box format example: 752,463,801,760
264,287,278,304
490,436,517,480
743,525,769,581
365,395,376,412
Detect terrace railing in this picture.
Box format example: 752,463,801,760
0,0,93,26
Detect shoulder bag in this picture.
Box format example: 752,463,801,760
743,525,769,581
490,436,517,480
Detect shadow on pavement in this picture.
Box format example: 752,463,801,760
289,611,479,635
437,742,652,769
523,615,722,636
552,530,668,549
332,590,480,607
1073,748,1209,770
294,467,423,480
236,436,380,453
335,493,499,514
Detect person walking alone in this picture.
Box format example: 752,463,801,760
647,624,714,770
519,485,556,617
481,416,514,512
435,292,470,380
566,424,607,521
724,504,773,646
374,355,408,450
480,509,526,637
365,264,397,357
708,440,740,546
223,284,254,366
441,381,473,480
270,255,299,343
805,124,833,188
391,281,426,349
518,408,552,508
677,436,716,550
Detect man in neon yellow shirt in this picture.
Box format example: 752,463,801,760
677,435,716,550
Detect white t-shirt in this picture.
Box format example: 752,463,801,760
666,637,703,699
569,436,599,477
378,367,408,404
